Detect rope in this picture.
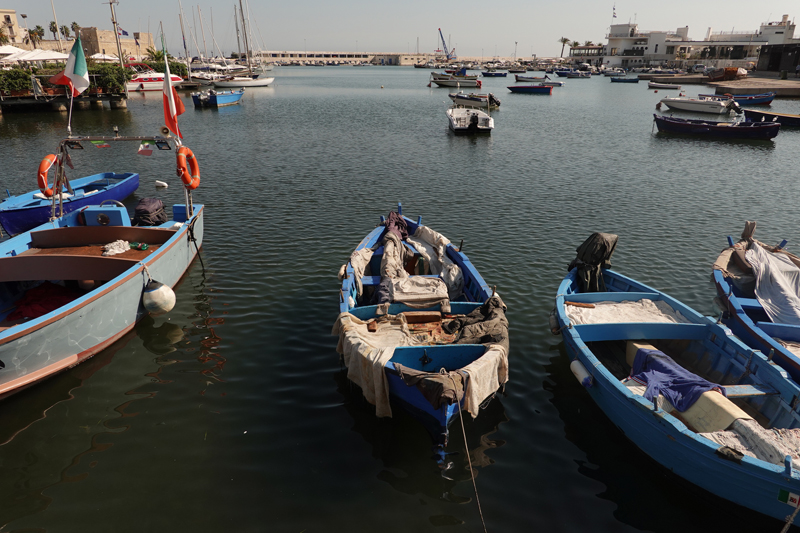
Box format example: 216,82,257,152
446,371,489,533
187,216,206,276
141,263,153,284
781,501,800,533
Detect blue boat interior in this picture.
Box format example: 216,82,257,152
0,204,199,330
1,173,137,210
387,344,486,372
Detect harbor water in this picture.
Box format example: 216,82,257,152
1,67,799,532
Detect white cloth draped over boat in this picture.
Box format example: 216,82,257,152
332,312,508,418
565,299,690,325
746,243,800,326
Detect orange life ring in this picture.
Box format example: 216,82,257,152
176,146,200,190
37,154,58,197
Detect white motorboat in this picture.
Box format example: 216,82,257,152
126,63,182,92
212,76,274,88
658,96,742,115
448,92,501,109
540,80,565,87
446,106,494,134
648,81,682,89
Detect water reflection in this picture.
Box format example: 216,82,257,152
543,343,780,532
334,368,507,522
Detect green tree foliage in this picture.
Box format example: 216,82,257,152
558,37,570,57
49,21,58,40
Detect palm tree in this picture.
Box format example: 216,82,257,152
571,40,580,48
558,37,570,57
32,25,45,48
49,21,58,41
71,22,80,36
60,25,70,40
145,46,165,61
584,40,594,46
0,28,8,46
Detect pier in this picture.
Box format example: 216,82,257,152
0,93,127,113
642,73,800,96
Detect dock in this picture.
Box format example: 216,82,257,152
642,73,800,97
0,93,128,113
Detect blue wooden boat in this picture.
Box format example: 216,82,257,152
653,114,780,140
481,69,507,77
610,77,639,83
507,85,553,95
699,92,776,106
743,108,800,127
334,203,508,449
191,88,245,108
554,233,800,525
713,223,800,384
0,133,204,400
0,172,139,236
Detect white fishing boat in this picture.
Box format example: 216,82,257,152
540,80,565,87
212,76,274,88
658,96,742,115
447,92,501,109
446,106,494,134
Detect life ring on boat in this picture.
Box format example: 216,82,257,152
37,154,58,197
176,146,200,190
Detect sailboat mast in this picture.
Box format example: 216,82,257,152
234,5,243,61
198,7,209,61
238,0,252,72
178,13,191,81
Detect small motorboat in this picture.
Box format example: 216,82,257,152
610,77,639,83
212,75,274,88
447,91,501,109
652,114,779,140
648,81,682,89
430,73,482,88
0,172,139,236
507,84,553,94
713,222,800,384
553,232,800,525
191,88,245,108
698,92,776,106
334,204,509,449
445,106,494,134
564,71,590,78
125,63,182,92
743,108,800,126
481,69,507,77
514,74,544,82
540,79,565,87
658,96,742,115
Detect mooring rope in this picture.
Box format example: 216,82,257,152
781,502,800,533
447,371,488,533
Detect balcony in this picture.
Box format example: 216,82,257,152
620,49,645,56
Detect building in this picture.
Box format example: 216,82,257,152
79,27,154,61
1,9,28,48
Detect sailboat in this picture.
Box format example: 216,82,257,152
212,0,274,88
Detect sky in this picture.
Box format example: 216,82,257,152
8,1,800,59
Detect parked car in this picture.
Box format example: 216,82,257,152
691,65,708,73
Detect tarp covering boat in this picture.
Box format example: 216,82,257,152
566,232,618,292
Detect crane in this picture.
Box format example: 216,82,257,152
436,28,456,62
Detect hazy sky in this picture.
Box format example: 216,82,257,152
9,1,799,58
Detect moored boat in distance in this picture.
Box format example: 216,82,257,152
212,76,274,88
191,88,245,108
126,63,182,92
554,232,800,525
648,81,682,89
446,106,494,134
610,77,639,83
514,74,545,82
507,84,553,95
658,96,742,115
334,204,509,450
698,92,776,106
653,114,780,140
448,91,501,109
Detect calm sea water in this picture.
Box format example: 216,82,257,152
1,67,799,532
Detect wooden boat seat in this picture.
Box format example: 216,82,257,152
723,384,779,398
737,297,762,311
29,225,177,248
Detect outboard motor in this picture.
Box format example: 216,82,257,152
468,113,479,133
488,93,501,107
567,233,619,293
729,100,743,114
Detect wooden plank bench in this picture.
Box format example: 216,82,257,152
361,274,440,286
737,298,762,311
723,383,779,398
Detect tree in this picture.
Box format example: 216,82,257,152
60,25,70,40
0,28,8,45
49,21,58,41
145,46,165,61
571,41,580,48
32,25,45,48
71,22,80,36
584,40,594,46
558,37,570,57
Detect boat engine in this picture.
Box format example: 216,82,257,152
488,93,501,107
729,101,743,114
468,113,479,133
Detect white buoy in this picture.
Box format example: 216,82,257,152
570,360,593,388
155,180,169,188
142,280,176,315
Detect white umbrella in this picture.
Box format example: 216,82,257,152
0,45,25,57
16,49,69,62
90,52,118,62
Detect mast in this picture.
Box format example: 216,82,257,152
177,0,191,81
233,5,243,61
238,0,253,73
198,7,209,61
244,0,258,66
107,0,129,98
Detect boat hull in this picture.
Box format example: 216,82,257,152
191,89,245,108
555,268,800,523
653,114,780,139
0,205,204,398
432,79,481,88
660,98,735,114
507,85,553,94
0,172,140,236
743,109,800,126
699,92,776,106
126,77,182,92
212,77,274,88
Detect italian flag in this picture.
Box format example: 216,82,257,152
779,489,800,507
162,45,184,139
49,35,90,97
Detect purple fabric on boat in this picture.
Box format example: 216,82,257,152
630,348,725,412
385,211,409,241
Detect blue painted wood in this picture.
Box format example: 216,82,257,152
0,172,139,236
558,266,800,522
